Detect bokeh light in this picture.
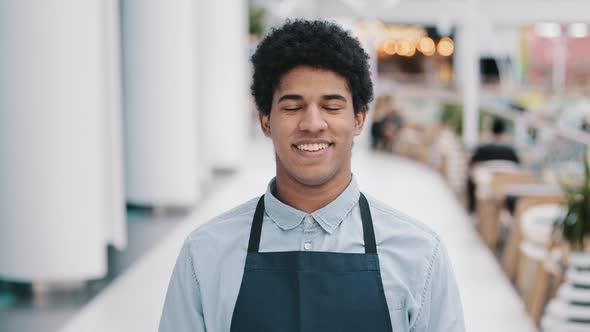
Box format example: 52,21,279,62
437,37,454,56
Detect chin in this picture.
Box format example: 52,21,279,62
291,169,336,187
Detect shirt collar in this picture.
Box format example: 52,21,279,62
263,175,360,234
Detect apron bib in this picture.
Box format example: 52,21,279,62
229,193,393,331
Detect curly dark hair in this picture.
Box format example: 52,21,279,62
251,19,373,115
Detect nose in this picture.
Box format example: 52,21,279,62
298,104,328,133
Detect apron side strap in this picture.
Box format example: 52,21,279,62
248,195,266,253
359,193,377,254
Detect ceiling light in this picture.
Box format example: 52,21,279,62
534,23,562,38
568,23,589,38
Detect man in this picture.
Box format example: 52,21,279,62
467,118,520,212
159,20,464,332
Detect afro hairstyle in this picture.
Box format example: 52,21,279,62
250,19,373,116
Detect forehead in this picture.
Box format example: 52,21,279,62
275,66,351,97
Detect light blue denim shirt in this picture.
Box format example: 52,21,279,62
159,176,465,332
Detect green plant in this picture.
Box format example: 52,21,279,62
249,6,266,37
555,150,590,251
439,104,498,137
440,103,463,136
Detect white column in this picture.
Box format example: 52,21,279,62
122,0,200,206
457,21,480,149
495,27,519,92
0,0,108,281
193,0,211,189
199,0,249,171
103,0,127,250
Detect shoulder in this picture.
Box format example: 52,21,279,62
499,144,518,153
363,193,443,281
364,193,440,246
473,144,494,154
197,196,259,232
183,196,260,254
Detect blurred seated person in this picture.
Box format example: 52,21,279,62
581,115,590,133
467,118,520,213
381,109,404,152
370,95,391,150
371,95,404,151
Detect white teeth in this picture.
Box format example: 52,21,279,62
296,143,329,152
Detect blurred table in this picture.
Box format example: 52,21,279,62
504,184,563,215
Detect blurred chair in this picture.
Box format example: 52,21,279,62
394,126,429,163
471,160,521,200
502,194,566,282
474,165,539,250
514,204,565,325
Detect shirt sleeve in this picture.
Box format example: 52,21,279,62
412,238,465,332
159,239,206,332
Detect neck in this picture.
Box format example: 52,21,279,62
274,169,352,214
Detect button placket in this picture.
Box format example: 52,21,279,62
302,215,319,251
303,215,318,231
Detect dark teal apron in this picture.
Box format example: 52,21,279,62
230,193,393,331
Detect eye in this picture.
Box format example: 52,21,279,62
324,106,343,111
283,107,302,111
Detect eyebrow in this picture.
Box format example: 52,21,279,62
277,94,304,103
277,94,347,103
322,94,347,102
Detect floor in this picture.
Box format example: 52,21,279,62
1,137,538,332
0,208,191,332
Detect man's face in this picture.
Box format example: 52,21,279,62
259,66,366,187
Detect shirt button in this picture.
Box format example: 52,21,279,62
304,242,312,251
305,216,314,224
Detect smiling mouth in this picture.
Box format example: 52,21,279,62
294,143,333,152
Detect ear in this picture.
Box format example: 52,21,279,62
258,112,272,138
353,107,367,136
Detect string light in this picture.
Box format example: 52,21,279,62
383,39,397,55
437,37,454,56
358,23,452,58
418,37,435,56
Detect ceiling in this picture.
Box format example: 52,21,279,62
254,0,590,26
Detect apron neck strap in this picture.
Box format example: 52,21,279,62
247,196,266,253
358,193,377,254
247,193,377,254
